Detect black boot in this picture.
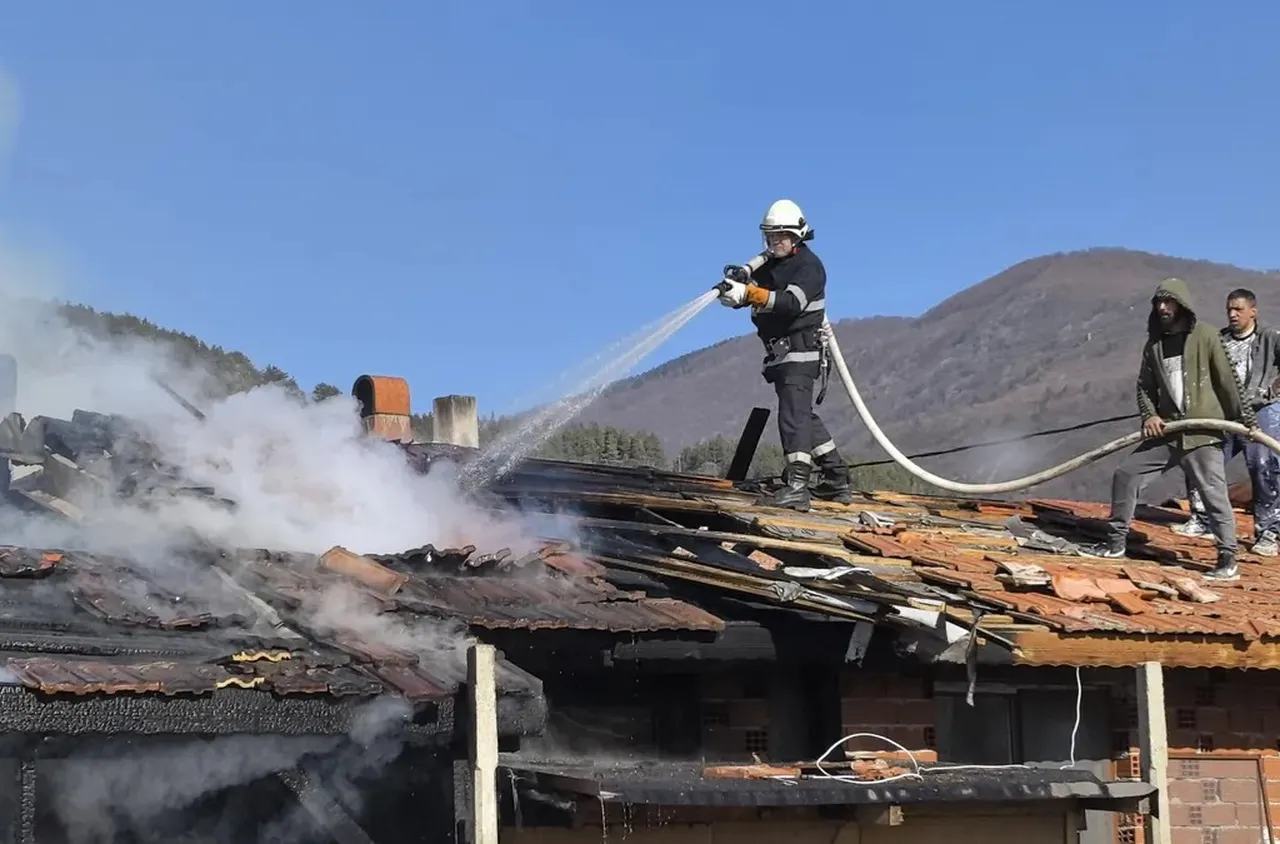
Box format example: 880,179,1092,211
1203,548,1239,581
757,461,812,511
812,451,854,504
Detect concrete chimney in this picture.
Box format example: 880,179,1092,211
432,395,479,448
352,375,413,442
0,354,16,418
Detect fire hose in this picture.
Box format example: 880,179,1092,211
818,317,1280,494
712,275,1280,494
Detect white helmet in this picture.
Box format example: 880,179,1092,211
759,199,813,256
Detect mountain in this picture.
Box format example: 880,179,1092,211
579,248,1280,500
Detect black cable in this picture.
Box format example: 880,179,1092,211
847,412,1141,470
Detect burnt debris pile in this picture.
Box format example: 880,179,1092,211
0,407,236,515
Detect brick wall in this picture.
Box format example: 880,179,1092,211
699,668,772,760
1110,669,1280,844
838,670,937,756
697,667,938,761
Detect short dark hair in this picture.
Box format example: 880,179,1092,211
1228,288,1257,305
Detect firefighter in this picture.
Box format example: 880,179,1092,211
718,199,853,510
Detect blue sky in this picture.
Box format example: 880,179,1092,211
1,2,1278,414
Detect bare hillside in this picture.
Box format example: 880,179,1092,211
581,248,1280,501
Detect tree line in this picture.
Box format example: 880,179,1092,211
67,303,928,492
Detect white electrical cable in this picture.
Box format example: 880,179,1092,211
1063,665,1082,769
821,318,1280,494
786,667,1087,786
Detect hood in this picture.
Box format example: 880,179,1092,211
1148,276,1198,337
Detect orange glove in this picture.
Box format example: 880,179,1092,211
744,285,770,308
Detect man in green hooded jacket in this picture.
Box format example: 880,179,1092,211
1091,277,1257,580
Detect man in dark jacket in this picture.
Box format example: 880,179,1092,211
718,199,852,511
1174,288,1280,555
1090,277,1256,580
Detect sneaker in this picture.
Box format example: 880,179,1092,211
1254,531,1279,557
1172,517,1210,537
1203,550,1240,581
1080,539,1126,559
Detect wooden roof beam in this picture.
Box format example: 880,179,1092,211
1013,629,1280,669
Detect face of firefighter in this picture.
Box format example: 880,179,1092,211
1155,296,1181,328
1227,296,1257,334
763,230,796,257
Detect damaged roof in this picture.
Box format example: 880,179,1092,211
0,538,722,711
0,544,535,709
403,443,1280,670
0,409,723,720
7,397,1276,716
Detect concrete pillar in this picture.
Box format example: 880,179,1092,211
1137,661,1170,844
432,395,478,448
467,643,498,844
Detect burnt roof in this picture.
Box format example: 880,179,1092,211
0,407,726,729
0,536,724,729
0,543,540,734
404,441,1280,670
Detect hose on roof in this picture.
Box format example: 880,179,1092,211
820,317,1280,495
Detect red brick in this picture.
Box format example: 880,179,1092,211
728,699,768,729
840,698,902,726
881,676,927,699
1197,759,1258,779
1168,779,1205,804
1171,828,1202,844
839,670,886,697
840,732,898,754
1220,829,1268,844
891,699,936,727
1199,802,1237,826
1235,800,1263,827
1263,756,1280,778
1167,804,1196,827
1221,777,1263,803
879,726,927,749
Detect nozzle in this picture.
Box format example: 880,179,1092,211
714,280,732,293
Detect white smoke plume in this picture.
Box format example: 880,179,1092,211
0,244,560,559
0,203,571,841
47,696,415,844
0,66,20,175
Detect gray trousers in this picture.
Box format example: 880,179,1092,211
1108,440,1236,552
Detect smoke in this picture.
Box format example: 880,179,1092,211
46,696,415,844
46,735,341,844
0,218,566,838
0,66,19,175
0,245,560,559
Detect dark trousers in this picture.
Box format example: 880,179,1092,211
1188,401,1280,537
773,377,838,465
1109,440,1236,552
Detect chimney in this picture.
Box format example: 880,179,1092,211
352,375,413,442
432,395,479,448
0,354,16,417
